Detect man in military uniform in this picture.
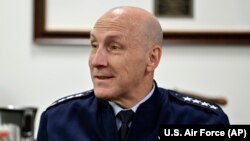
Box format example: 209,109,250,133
36,6,229,141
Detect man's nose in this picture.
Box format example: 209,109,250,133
91,47,108,67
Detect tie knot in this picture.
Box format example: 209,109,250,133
117,110,134,124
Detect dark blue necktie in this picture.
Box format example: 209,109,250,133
117,110,134,141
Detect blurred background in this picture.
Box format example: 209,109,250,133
0,0,250,139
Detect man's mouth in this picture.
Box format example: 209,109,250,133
95,75,114,80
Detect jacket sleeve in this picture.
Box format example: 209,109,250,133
36,112,48,141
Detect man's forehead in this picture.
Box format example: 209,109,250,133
91,16,129,38
90,31,125,40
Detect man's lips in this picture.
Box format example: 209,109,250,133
94,75,114,79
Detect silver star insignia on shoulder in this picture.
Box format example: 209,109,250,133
57,98,66,103
209,105,218,110
183,96,192,101
201,101,209,106
49,90,93,108
182,96,218,110
192,99,201,104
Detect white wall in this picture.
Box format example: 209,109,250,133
0,0,250,137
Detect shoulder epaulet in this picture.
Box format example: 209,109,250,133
47,89,93,109
168,90,221,112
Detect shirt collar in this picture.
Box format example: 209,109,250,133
109,83,155,116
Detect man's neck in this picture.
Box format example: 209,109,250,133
109,83,155,114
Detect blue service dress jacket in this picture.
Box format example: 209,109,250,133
36,82,229,141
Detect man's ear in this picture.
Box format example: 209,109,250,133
146,45,162,72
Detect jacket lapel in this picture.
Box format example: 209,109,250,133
127,85,169,141
99,99,119,141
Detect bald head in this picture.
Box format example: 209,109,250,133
93,6,163,48
89,6,163,107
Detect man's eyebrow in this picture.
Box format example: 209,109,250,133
90,34,97,42
90,34,95,39
106,35,122,41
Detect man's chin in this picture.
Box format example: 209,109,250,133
93,88,115,100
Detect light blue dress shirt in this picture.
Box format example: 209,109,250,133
109,84,155,129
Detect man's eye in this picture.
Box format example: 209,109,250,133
111,45,119,50
108,43,121,51
91,43,98,48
